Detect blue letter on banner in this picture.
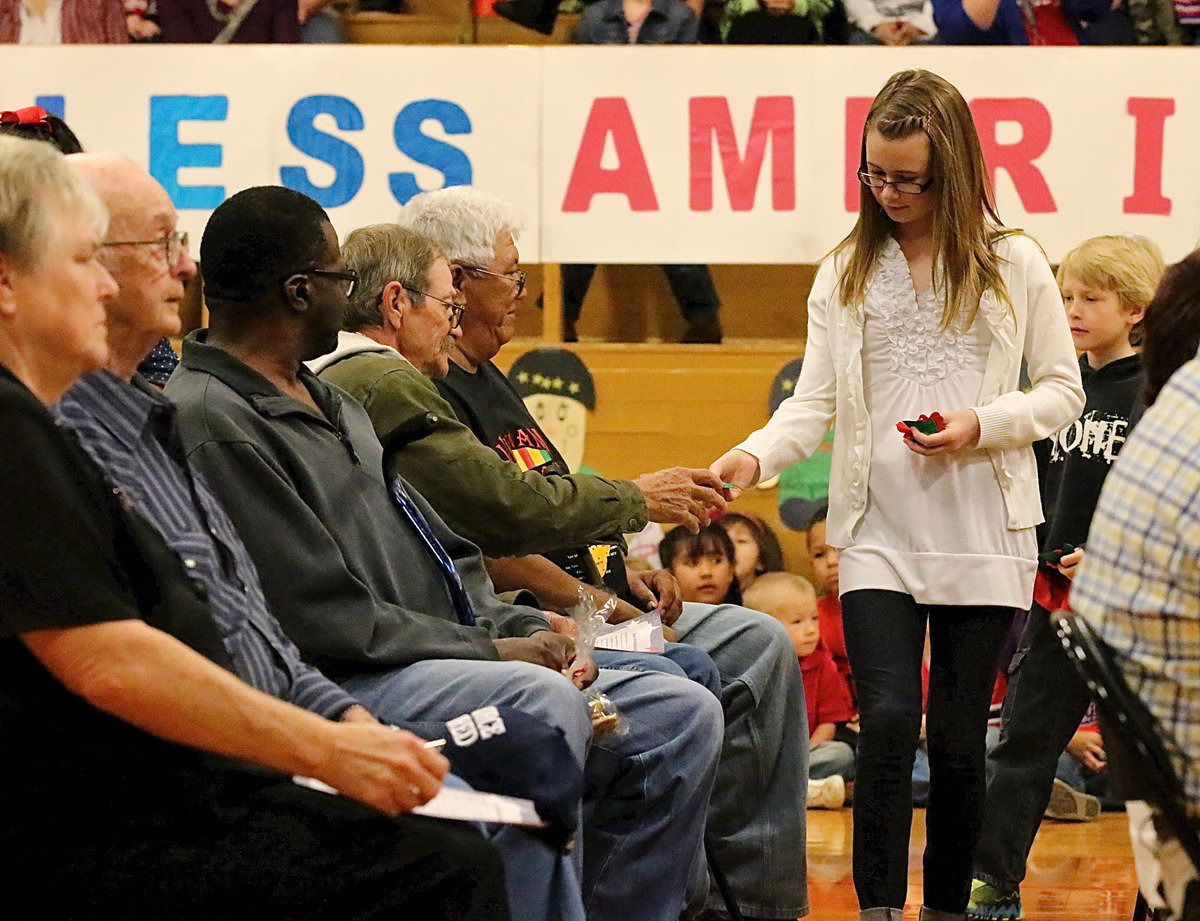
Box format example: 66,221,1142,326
281,95,365,208
35,96,65,119
149,95,227,210
389,99,472,205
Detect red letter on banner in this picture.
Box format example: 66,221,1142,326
689,96,795,211
970,99,1057,213
561,98,658,213
845,97,873,213
1124,97,1173,216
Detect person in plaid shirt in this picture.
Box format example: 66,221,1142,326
1070,349,1200,818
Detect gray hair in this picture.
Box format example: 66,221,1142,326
341,223,441,332
396,186,524,267
0,135,107,269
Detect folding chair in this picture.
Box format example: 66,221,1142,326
1054,614,1200,921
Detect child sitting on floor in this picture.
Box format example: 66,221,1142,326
807,504,853,701
745,572,857,809
721,511,785,595
659,523,743,606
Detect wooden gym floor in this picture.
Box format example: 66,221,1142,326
806,810,1138,920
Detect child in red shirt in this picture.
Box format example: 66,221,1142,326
807,504,855,703
746,571,856,808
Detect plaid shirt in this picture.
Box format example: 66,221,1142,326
1071,355,1200,815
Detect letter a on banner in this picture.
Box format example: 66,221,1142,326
689,96,795,212
561,98,658,213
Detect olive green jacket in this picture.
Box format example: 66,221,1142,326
311,332,648,558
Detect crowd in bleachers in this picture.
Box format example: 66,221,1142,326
1,61,1200,921
5,0,1200,44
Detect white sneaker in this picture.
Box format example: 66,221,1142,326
1045,777,1101,821
808,774,846,809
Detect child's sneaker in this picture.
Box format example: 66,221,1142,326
807,775,845,809
967,880,1023,920
1045,777,1101,821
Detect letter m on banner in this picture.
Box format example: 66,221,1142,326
689,96,795,212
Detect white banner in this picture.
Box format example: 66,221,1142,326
5,45,1199,263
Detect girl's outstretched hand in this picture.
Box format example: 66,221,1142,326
709,449,760,500
903,409,981,457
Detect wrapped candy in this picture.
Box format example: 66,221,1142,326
567,589,627,737
896,412,947,437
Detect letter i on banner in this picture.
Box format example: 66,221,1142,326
1123,98,1174,216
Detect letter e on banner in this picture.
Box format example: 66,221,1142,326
149,95,227,210
1124,97,1173,216
281,95,365,209
970,99,1056,214
844,97,872,213
562,98,658,213
389,100,473,206
688,96,795,212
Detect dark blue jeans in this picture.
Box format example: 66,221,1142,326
841,590,1015,913
562,264,721,324
972,605,1093,892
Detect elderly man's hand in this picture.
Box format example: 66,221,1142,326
494,632,576,673
634,467,728,532
628,568,684,626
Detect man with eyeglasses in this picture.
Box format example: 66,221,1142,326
374,186,810,921
168,186,725,921
312,223,466,384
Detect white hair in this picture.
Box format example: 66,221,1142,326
397,186,524,267
0,135,107,269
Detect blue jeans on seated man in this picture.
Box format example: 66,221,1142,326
674,602,811,920
341,659,723,921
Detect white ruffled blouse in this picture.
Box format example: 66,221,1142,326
836,238,1037,609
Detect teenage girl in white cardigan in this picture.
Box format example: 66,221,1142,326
712,70,1084,921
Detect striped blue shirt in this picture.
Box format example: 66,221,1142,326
55,370,358,721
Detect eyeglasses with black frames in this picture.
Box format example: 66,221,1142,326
303,268,360,298
858,171,936,196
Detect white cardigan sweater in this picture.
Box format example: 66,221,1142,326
738,233,1085,549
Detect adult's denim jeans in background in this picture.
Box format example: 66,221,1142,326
973,605,1093,893
674,602,811,920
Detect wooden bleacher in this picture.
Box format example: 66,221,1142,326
494,337,820,579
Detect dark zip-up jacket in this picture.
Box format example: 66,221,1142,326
165,334,550,679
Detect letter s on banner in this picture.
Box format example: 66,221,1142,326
281,95,365,208
561,97,658,213
389,99,473,206
149,95,227,210
689,96,795,212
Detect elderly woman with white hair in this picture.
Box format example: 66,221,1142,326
0,136,509,919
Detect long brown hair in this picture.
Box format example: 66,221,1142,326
835,69,1017,329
